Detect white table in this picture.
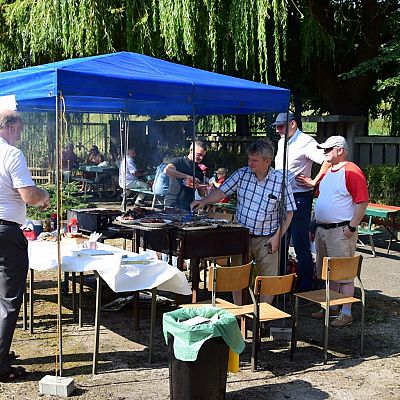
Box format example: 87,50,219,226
28,240,191,373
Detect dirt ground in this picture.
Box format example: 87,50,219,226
1,233,400,400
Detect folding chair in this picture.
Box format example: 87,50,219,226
245,273,297,371
294,255,365,364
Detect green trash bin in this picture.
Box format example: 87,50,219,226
163,306,245,400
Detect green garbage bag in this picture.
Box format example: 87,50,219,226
163,306,245,361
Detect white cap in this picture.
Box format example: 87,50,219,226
317,135,349,151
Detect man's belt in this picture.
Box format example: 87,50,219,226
0,219,20,227
316,221,349,230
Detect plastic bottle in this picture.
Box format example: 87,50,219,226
67,218,79,233
50,213,57,231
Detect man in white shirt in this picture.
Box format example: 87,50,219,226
0,109,50,382
119,147,149,206
273,112,329,292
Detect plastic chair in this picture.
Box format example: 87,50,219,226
294,255,365,364
246,273,297,371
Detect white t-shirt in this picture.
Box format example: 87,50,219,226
275,129,325,193
315,162,369,223
0,137,35,225
119,156,138,188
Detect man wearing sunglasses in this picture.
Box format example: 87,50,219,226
273,112,330,293
311,135,368,327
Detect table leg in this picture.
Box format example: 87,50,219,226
72,272,77,323
386,216,398,254
22,276,28,331
149,287,157,364
29,268,34,334
190,259,200,303
133,291,140,331
79,272,83,328
92,272,102,375
135,230,140,253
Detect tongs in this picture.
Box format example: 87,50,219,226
181,210,194,223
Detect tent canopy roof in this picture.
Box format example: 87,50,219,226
0,52,289,116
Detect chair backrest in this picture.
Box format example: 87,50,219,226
207,261,252,293
207,211,234,222
253,273,296,297
321,255,363,281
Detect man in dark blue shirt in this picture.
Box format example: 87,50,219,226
164,141,207,210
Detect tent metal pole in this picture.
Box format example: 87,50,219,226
119,113,127,212
278,109,290,277
277,109,290,323
191,108,196,198
56,92,63,376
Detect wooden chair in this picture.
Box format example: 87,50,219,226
294,255,365,364
246,273,297,371
181,261,253,318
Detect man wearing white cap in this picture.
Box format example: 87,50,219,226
311,135,368,327
273,112,329,292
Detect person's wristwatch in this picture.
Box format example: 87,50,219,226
347,224,357,232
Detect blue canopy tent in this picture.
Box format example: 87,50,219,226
0,51,291,376
0,51,290,115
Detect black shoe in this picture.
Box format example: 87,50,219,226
298,298,313,307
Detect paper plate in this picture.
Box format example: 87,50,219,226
139,219,172,228
179,224,217,231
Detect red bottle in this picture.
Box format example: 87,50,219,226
67,218,79,233
50,213,57,231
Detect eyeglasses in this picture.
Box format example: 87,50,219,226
323,147,336,154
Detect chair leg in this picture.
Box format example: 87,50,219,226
251,315,259,372
323,308,330,365
361,301,365,357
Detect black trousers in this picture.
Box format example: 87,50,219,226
0,225,28,374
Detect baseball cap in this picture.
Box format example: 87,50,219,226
317,135,349,151
271,112,295,126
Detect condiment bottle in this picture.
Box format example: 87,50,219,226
50,213,57,231
67,218,79,233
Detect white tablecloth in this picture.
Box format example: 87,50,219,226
28,241,191,295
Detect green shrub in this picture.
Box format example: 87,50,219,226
363,165,400,206
26,182,92,221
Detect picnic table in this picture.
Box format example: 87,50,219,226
73,164,119,197
363,203,400,254
27,240,191,373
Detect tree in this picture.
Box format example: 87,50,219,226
0,1,398,133
284,0,398,118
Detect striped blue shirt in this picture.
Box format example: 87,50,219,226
220,166,296,235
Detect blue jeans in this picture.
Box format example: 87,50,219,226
281,191,314,291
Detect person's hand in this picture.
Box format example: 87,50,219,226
39,193,50,210
295,174,315,188
342,225,354,239
267,234,280,254
190,200,204,210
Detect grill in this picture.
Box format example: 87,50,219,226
74,208,121,232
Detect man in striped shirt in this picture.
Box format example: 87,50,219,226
191,140,296,303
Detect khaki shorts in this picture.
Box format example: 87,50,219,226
315,226,358,282
231,235,278,277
